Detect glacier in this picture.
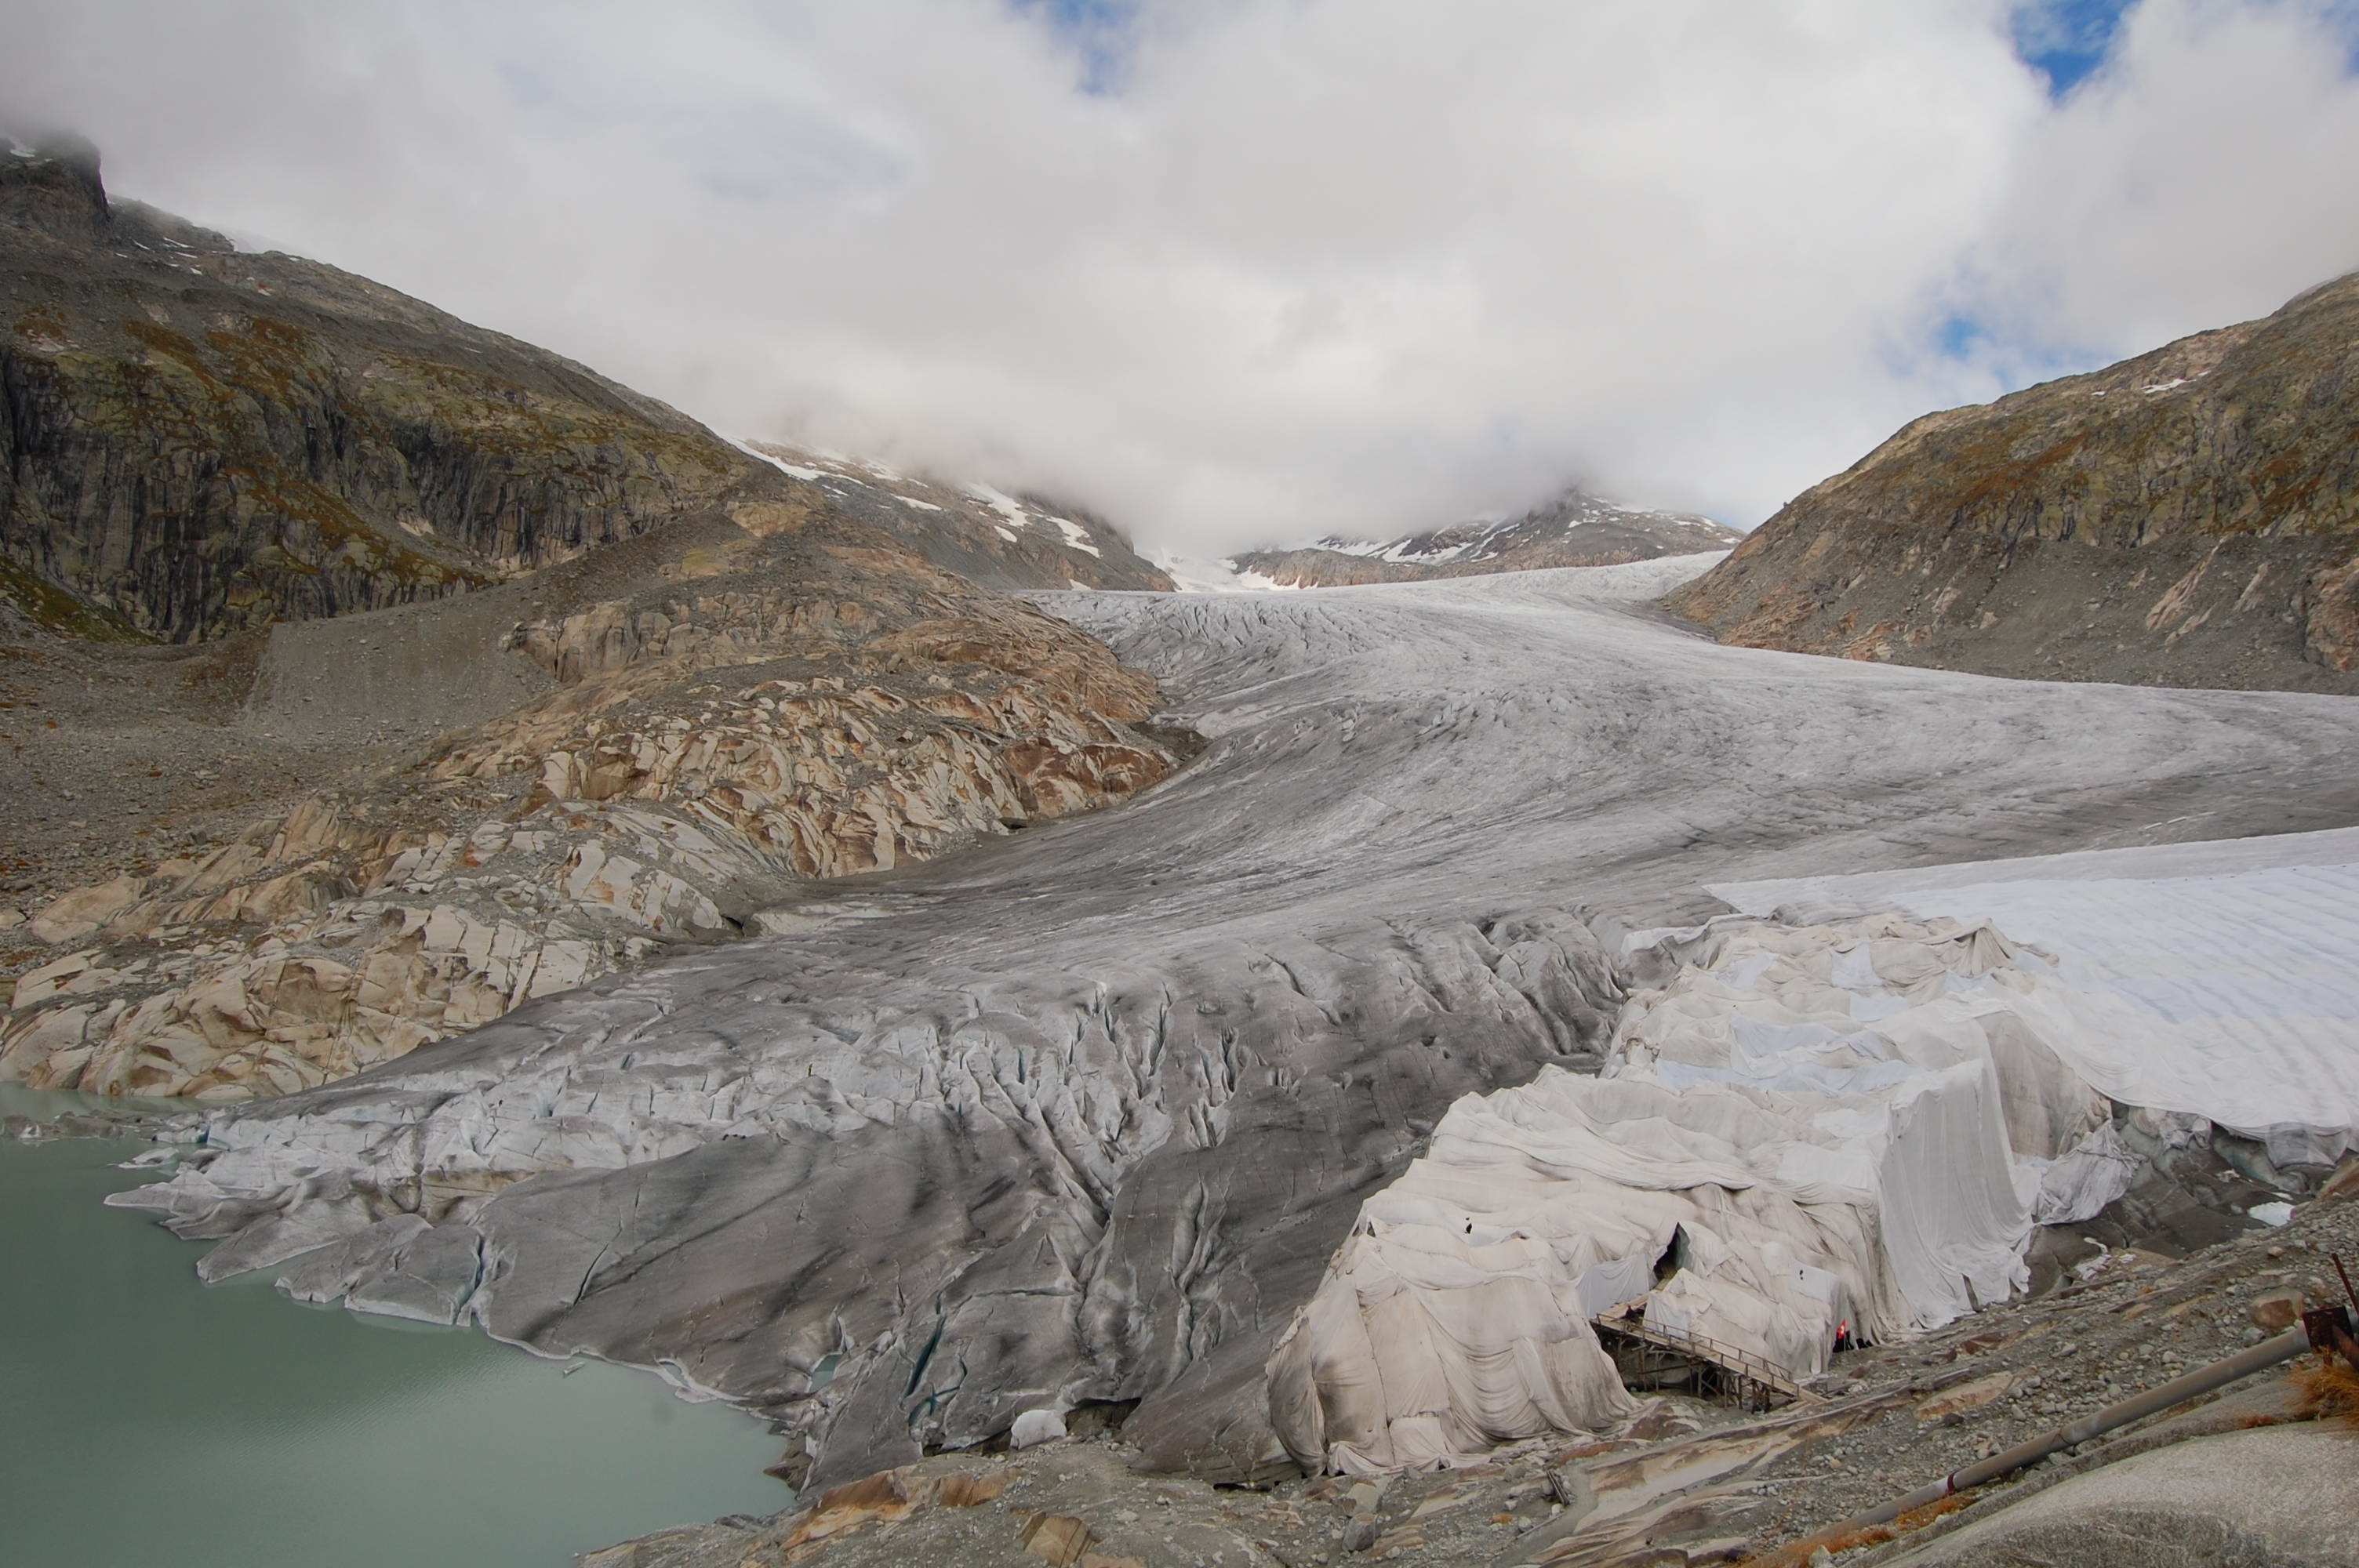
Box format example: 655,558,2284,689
98,558,2359,1487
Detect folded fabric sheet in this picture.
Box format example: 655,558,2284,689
1272,913,2100,1474
1276,834,2359,1475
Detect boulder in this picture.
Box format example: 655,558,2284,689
2250,1289,2308,1333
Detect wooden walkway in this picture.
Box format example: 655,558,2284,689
1590,1314,1807,1412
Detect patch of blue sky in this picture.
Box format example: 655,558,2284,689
1010,0,1145,95
1936,310,1988,361
2320,0,2359,71
2009,0,2138,98
2016,1,2359,92
1896,302,2114,402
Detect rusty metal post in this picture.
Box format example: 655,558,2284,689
2303,1303,2359,1370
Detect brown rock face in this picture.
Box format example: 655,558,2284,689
1,514,1190,1100
1664,270,2359,693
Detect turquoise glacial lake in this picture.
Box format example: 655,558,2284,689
0,1087,787,1567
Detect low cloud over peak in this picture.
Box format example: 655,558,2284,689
6,0,2357,550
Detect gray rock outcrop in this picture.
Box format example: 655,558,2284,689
1879,1425,2359,1567
3,512,1187,1098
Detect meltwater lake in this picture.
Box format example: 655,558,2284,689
1,1087,786,1568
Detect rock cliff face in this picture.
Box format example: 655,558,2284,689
1664,270,2359,692
2,133,758,641
1232,490,1738,588
747,443,1174,593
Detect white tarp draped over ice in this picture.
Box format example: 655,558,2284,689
1270,913,2103,1474
1711,828,2359,1169
1274,832,2359,1474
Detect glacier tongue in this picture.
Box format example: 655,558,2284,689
102,561,2359,1488
1276,828,2359,1475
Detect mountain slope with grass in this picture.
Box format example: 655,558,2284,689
1664,269,2359,692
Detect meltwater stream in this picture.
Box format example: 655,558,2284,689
0,1087,786,1568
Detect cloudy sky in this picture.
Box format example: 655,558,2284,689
5,0,2358,550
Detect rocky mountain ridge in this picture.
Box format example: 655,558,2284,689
1232,489,1739,588
747,443,1174,594
2,136,1165,645
1664,268,2359,692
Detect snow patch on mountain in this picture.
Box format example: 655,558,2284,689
1231,488,1743,588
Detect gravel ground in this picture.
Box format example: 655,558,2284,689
0,603,426,996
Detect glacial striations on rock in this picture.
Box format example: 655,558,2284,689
1663,268,2359,692
1231,488,1738,588
1,505,1187,1100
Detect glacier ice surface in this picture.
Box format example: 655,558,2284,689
104,561,2359,1485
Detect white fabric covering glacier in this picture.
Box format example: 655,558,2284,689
1271,914,2088,1473
1712,829,2359,1169
1272,834,2359,1472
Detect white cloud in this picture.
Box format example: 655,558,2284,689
2,0,2354,550
1974,0,2359,357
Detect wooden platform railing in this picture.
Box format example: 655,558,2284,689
1590,1313,1808,1411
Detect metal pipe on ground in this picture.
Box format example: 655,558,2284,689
1753,1308,2353,1566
